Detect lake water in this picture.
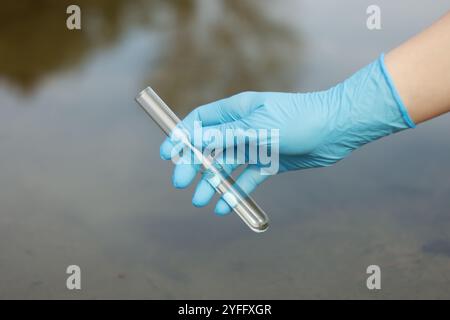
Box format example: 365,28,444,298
0,0,449,299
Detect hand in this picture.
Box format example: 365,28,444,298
160,54,415,215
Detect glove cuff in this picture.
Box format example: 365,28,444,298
328,53,417,151
378,53,416,128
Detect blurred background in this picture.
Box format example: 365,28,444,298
0,0,449,299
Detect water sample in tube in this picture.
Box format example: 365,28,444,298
135,87,269,232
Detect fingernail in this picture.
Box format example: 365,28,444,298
192,198,202,207
172,177,181,189
214,206,230,216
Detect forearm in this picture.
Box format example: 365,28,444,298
385,11,450,124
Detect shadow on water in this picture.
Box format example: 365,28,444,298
422,240,450,257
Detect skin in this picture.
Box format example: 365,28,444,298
386,11,450,124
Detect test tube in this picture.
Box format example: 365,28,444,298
135,87,269,232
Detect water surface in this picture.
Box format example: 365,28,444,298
1,0,450,299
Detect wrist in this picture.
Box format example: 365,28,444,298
332,54,416,150
379,53,416,129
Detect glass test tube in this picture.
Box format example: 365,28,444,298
135,87,269,232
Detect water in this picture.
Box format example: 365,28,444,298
0,0,449,299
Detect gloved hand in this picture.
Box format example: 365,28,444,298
160,53,415,215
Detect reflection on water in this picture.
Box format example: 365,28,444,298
147,0,300,111
0,0,149,90
0,0,299,108
1,0,450,299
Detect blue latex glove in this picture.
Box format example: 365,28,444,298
160,53,415,215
